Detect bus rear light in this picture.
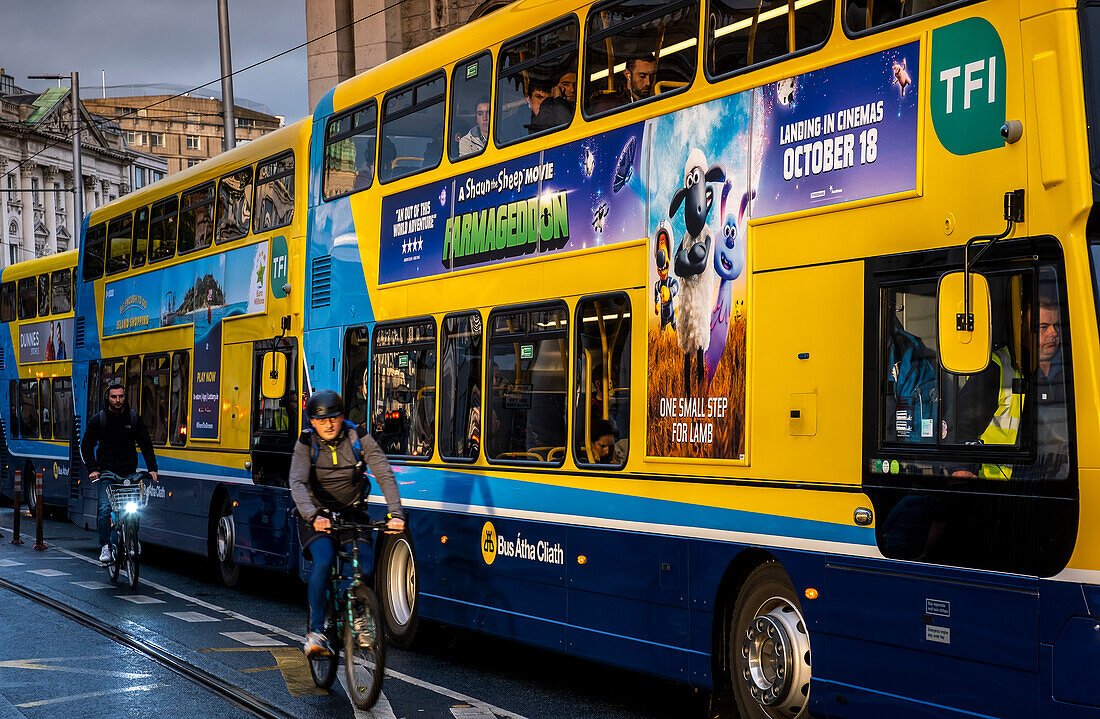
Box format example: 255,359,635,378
440,536,448,543
577,555,587,565
805,587,819,600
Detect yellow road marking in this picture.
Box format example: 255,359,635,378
198,647,328,696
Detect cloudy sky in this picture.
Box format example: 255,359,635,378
5,0,308,122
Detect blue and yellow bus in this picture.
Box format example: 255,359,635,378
0,250,77,514
72,119,311,585
301,0,1100,716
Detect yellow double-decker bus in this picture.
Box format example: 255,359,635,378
73,119,310,585
0,250,77,514
304,0,1100,716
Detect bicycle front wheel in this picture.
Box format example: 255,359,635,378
123,523,139,590
106,531,121,583
343,584,386,709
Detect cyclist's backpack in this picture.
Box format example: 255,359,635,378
887,326,939,442
299,420,367,489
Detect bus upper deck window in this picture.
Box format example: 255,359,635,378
380,73,446,184
82,222,106,281
216,166,253,244
131,206,150,269
0,282,15,323
148,197,179,264
322,102,376,200
449,54,493,162
706,0,832,79
106,211,133,275
583,0,699,118
51,269,72,314
254,152,295,232
178,182,215,254
36,273,49,318
844,0,962,32
17,276,36,320
496,18,578,146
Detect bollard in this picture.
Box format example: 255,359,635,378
32,471,45,551
10,469,22,545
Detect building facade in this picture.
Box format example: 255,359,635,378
305,0,513,111
0,68,167,267
83,95,283,176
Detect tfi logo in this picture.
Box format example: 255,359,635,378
931,18,1006,155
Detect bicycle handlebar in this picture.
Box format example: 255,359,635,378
90,470,152,484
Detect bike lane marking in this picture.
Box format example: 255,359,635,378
14,683,167,708
339,670,398,719
30,537,532,719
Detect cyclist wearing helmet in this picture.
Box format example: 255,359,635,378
290,389,406,658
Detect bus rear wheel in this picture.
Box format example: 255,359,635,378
23,464,37,515
729,562,812,719
210,496,240,587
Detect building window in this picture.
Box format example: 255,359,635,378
186,135,201,151
187,159,201,168
126,131,147,147
150,133,164,148
237,117,255,128
187,113,201,125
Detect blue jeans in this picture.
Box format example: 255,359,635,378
307,536,373,633
96,481,113,546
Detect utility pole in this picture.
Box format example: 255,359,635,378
28,72,82,251
217,0,236,151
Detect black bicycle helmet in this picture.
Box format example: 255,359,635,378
306,389,344,419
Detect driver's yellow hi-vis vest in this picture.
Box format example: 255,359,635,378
979,347,1024,480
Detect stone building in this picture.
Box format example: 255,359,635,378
306,0,513,111
83,95,283,176
0,68,166,267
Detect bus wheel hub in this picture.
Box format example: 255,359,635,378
739,601,810,710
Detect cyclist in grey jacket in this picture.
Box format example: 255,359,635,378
290,389,405,657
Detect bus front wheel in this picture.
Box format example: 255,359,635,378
376,530,418,648
729,562,812,719
210,496,240,587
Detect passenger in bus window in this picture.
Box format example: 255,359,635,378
458,97,490,157
1033,293,1069,479
502,80,553,139
590,418,626,466
553,72,577,107
591,54,658,114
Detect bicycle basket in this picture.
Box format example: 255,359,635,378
105,481,148,512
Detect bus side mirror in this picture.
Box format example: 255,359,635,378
261,351,287,399
937,271,992,374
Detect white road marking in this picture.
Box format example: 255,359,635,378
452,705,498,718
221,631,287,647
4,529,531,719
338,670,398,719
165,611,219,623
0,560,25,567
116,594,165,605
14,683,166,707
0,658,153,679
70,580,115,590
26,569,69,577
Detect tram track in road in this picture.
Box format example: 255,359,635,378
0,573,301,719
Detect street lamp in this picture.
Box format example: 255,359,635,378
27,72,83,246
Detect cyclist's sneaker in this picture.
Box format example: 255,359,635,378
99,544,112,563
354,612,376,648
304,631,332,658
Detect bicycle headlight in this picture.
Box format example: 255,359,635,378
124,501,138,514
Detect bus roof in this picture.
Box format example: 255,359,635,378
1,249,78,283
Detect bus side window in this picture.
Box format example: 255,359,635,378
126,356,142,413
0,281,15,322
448,54,493,162
83,222,106,281
52,377,72,442
178,182,215,254
486,304,568,464
706,0,832,79
254,152,295,231
439,312,483,461
141,355,170,445
496,18,578,146
17,276,36,320
170,351,189,445
573,294,630,468
322,103,377,201
8,379,19,439
106,211,133,275
215,165,253,244
131,206,150,269
19,379,38,439
148,196,179,263
379,73,445,184
583,0,698,118
51,269,72,314
37,273,50,318
38,378,52,441
370,320,436,459
343,326,371,427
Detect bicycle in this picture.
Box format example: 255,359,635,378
306,507,389,709
92,471,149,591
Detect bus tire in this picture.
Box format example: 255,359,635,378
210,495,240,587
23,463,37,514
729,562,812,719
376,530,418,648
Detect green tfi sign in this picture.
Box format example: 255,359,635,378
270,235,289,299
930,17,1007,155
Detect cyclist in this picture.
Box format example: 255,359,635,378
290,389,406,657
79,381,159,563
